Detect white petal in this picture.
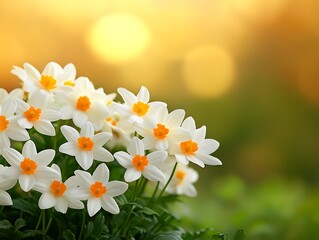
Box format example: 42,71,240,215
92,163,109,183
6,125,30,141
36,166,60,180
141,136,156,150
74,170,93,187
187,156,205,168
101,196,119,214
124,168,141,182
0,134,11,149
64,195,84,209
42,62,59,76
92,132,112,146
34,120,55,136
34,149,55,166
80,122,94,137
73,111,88,128
0,178,16,190
22,140,37,158
64,176,79,189
2,148,23,167
69,188,90,200
196,153,222,166
59,142,79,156
39,192,56,209
166,109,185,128
0,190,13,205
55,198,68,213
147,151,167,166
28,90,48,108
24,63,41,82
175,154,189,165
76,152,93,170
169,128,192,142
59,105,74,119
17,118,33,129
114,152,132,168
41,109,61,122
93,147,114,162
1,167,20,180
183,184,197,197
19,174,36,192
2,99,17,117
117,88,137,106
155,139,168,151
193,126,207,143
60,125,79,142
136,86,150,103
199,139,220,154
87,197,102,217
128,137,144,156
181,117,196,135
143,166,165,182
106,181,128,197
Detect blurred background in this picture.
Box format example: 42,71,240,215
1,0,319,239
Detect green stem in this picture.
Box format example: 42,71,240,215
35,211,43,230
79,209,86,240
44,216,53,235
132,178,141,200
150,182,160,203
42,210,46,240
158,162,178,199
138,177,148,196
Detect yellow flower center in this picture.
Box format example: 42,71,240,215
64,80,75,87
132,155,148,171
24,106,42,122
0,115,9,131
40,75,56,90
76,96,91,112
175,170,186,185
50,180,67,197
153,124,169,140
106,117,117,126
132,101,149,116
180,140,198,155
20,158,37,175
78,137,94,151
90,182,106,198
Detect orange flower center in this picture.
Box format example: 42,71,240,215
106,117,117,126
78,137,94,151
64,80,75,87
76,96,91,112
24,106,42,122
40,75,56,90
132,101,149,116
153,124,169,140
20,158,37,175
50,180,67,197
132,155,148,171
90,182,106,198
175,170,186,185
180,140,198,155
0,115,9,131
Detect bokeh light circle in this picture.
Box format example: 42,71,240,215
182,45,236,98
87,13,151,64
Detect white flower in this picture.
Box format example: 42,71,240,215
117,86,166,124
33,164,84,213
0,99,30,151
171,117,221,168
0,88,24,104
15,90,62,136
55,77,111,130
0,165,17,205
11,62,74,99
75,163,128,217
59,122,113,170
135,106,191,151
114,137,166,182
163,161,199,197
1,140,58,192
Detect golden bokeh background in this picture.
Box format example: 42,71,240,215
1,0,319,239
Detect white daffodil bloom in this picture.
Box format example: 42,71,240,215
117,86,166,124
1,140,58,192
114,137,166,182
0,88,24,104
0,99,30,151
11,62,74,99
55,77,111,131
15,90,62,136
75,163,128,217
135,106,191,151
33,164,84,213
0,165,17,205
171,117,221,168
59,122,113,170
163,161,199,197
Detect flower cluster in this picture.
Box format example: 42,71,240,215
0,62,221,219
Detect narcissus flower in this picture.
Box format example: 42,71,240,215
117,86,166,124
75,163,128,217
135,106,191,151
33,164,84,213
1,140,58,192
16,90,62,136
0,99,30,151
114,137,166,182
0,165,17,205
59,122,113,170
0,88,24,104
171,117,221,168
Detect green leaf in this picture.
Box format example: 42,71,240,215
233,229,246,240
141,207,159,216
153,231,183,240
0,220,12,230
14,218,26,231
12,198,40,216
62,229,76,240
